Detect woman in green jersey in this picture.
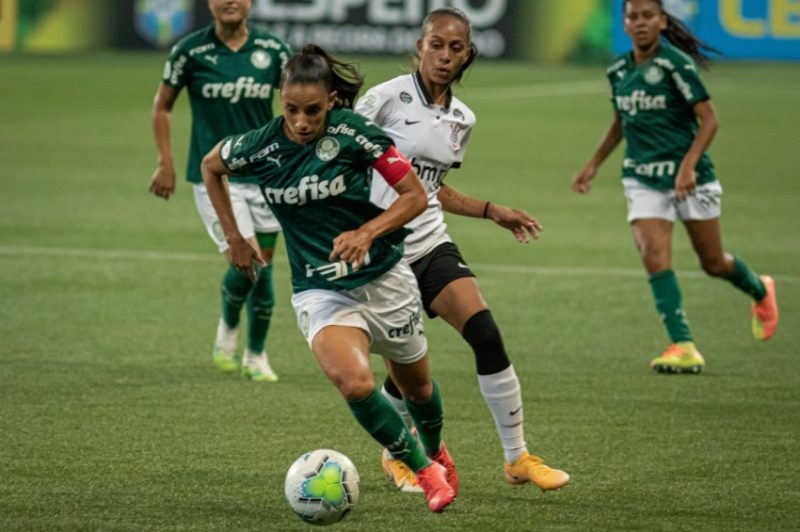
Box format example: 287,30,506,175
149,0,290,382
572,0,779,373
201,46,457,513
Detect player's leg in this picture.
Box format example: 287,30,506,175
430,276,569,491
683,214,777,341
632,218,704,373
241,233,279,381
625,180,703,373
240,185,281,380
193,183,252,372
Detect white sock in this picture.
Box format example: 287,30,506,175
381,384,414,430
478,365,527,463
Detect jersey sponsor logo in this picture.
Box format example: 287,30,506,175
201,76,273,103
305,252,371,282
358,92,379,112
327,123,356,137
315,136,340,161
228,157,247,171
248,141,280,163
251,49,271,69
615,90,667,116
188,42,215,56
388,310,423,339
623,158,676,178
262,174,346,205
644,65,664,85
166,54,187,85
410,157,448,188
399,91,413,104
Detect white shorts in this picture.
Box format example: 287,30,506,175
623,178,723,223
291,261,427,364
193,182,281,252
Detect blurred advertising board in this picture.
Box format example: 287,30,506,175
612,0,800,61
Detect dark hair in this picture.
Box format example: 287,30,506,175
624,0,720,67
419,8,478,83
280,44,364,109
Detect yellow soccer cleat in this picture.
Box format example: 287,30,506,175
503,452,570,491
381,448,423,493
752,275,778,341
650,342,705,374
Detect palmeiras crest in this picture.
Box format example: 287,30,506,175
135,0,194,48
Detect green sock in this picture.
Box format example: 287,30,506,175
221,265,253,329
649,270,693,343
405,380,444,457
726,255,766,301
347,389,429,472
246,264,274,353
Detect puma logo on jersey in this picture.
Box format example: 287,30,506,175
204,54,218,65
266,155,282,167
387,157,402,164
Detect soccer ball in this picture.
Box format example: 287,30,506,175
284,449,360,526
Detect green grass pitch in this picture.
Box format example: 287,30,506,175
1,52,798,531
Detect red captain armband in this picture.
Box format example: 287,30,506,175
373,146,413,186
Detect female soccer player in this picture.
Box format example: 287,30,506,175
201,45,457,513
355,8,570,493
149,0,290,381
572,0,779,373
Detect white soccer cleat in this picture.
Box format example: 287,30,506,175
242,349,278,382
212,318,240,372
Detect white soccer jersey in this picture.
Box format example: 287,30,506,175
355,72,475,263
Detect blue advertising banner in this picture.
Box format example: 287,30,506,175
612,0,800,61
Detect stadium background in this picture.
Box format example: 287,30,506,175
2,1,799,531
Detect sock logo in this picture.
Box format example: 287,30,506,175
509,406,522,416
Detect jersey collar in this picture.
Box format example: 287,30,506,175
412,70,453,110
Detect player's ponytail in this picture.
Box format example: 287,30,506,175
420,7,478,83
280,44,364,109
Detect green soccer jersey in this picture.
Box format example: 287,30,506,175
162,24,291,184
220,108,410,293
607,41,715,190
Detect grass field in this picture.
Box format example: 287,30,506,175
1,52,799,531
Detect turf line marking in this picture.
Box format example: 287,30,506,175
2,245,798,284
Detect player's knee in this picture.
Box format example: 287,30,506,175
336,373,375,401
462,310,511,375
400,381,432,404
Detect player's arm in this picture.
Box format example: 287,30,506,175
439,184,542,243
330,147,426,268
150,83,180,200
200,142,264,280
572,111,623,194
675,99,719,200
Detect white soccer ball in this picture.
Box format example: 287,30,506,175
284,449,360,526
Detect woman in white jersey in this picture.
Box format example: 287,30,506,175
572,0,778,373
355,8,570,493
202,46,457,513
149,0,289,381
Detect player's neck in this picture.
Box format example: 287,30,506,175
423,79,452,107
215,22,249,51
632,42,659,65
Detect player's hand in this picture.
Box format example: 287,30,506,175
571,165,596,194
228,234,266,282
674,165,697,201
149,164,177,200
329,229,373,269
487,204,542,243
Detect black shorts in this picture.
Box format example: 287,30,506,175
409,242,476,318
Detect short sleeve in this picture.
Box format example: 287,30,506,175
669,57,709,106
219,128,270,177
355,87,393,127
162,43,190,89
